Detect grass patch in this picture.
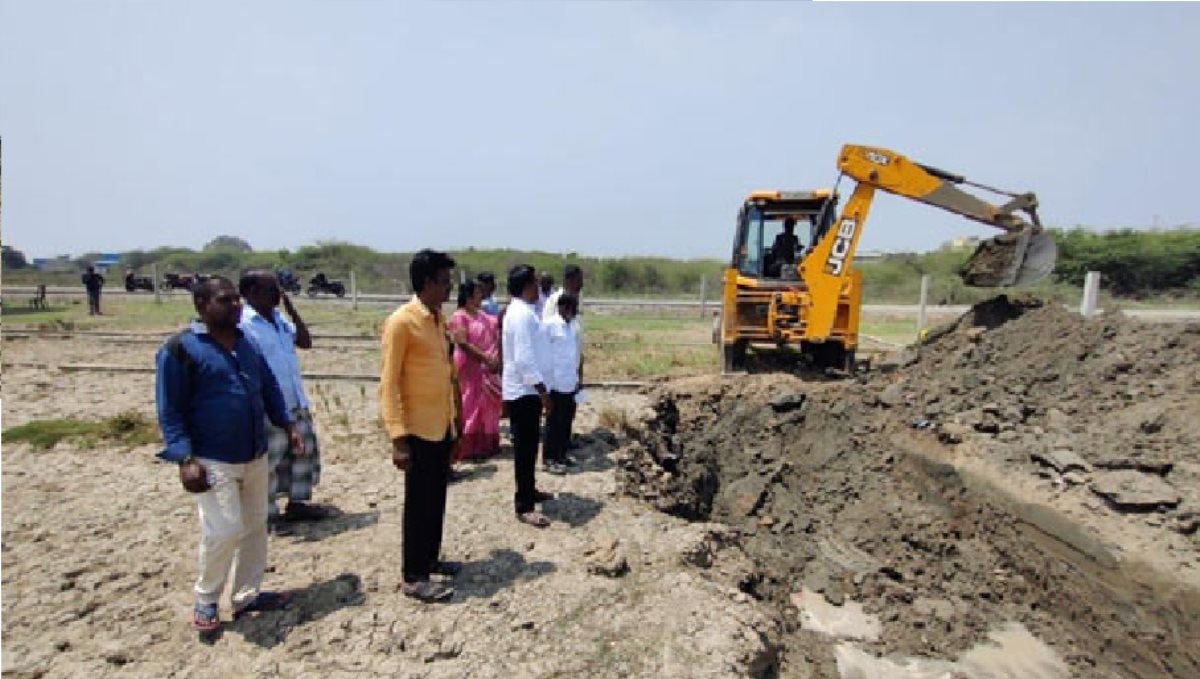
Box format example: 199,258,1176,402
3,411,160,451
858,319,919,346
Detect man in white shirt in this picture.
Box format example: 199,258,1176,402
238,271,328,527
542,292,580,475
502,265,555,528
534,272,554,317
542,265,585,459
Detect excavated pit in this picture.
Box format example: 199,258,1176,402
618,296,1200,679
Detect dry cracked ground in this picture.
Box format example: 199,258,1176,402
3,297,1199,678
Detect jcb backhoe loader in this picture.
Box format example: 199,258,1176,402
718,144,1057,372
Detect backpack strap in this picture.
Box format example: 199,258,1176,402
164,329,198,379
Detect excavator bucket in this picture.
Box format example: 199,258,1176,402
960,230,1057,287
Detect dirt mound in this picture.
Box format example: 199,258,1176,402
618,299,1200,678
884,296,1200,508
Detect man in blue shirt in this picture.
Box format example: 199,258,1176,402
239,270,328,526
155,276,303,634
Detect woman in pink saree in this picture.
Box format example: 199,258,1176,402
449,280,502,460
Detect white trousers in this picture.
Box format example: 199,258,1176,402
194,455,269,608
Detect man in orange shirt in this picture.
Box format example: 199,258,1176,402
379,249,461,603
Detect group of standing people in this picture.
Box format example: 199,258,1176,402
154,252,587,627
380,252,585,601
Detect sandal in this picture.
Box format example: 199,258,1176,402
193,603,220,633
517,511,551,528
233,591,292,620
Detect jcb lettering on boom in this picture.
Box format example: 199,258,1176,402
864,150,890,166
825,218,858,275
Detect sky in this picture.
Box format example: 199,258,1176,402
2,2,1198,261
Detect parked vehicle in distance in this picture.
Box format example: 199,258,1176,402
276,267,302,294
306,272,346,298
124,270,155,292
160,272,210,292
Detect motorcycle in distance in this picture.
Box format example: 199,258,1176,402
276,267,303,294
160,272,210,292
306,272,346,298
124,269,155,292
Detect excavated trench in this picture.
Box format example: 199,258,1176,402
618,298,1200,679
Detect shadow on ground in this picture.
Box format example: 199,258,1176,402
285,509,380,542
451,548,557,602
541,492,605,528
233,572,366,648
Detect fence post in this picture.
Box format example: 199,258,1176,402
152,263,161,304
351,270,358,310
699,276,708,318
1080,271,1100,317
916,274,930,341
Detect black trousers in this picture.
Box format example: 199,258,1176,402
544,391,577,464
507,394,543,514
402,433,451,583
86,290,101,314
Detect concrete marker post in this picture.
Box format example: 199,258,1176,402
700,276,708,318
351,270,358,311
152,263,161,304
1080,271,1100,317
916,274,930,341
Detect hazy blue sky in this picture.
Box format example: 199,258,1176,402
2,2,1198,260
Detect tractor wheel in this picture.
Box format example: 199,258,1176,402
722,340,747,373
803,342,855,373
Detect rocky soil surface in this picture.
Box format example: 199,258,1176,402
618,297,1200,678
3,298,1199,678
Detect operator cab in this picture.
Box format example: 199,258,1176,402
732,190,838,280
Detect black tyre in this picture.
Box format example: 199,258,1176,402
803,342,855,372
722,340,747,373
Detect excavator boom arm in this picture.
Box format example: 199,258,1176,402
837,145,1041,233
799,144,1056,339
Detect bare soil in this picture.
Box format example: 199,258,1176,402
618,297,1200,678
3,297,1199,678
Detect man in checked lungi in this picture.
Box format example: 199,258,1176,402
238,270,332,528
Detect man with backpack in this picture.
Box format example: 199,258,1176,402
155,276,303,635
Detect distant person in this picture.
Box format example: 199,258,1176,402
448,280,502,461
81,266,104,315
379,249,462,603
542,292,580,475
502,264,555,527
534,272,554,317
155,276,302,634
477,271,500,316
238,270,330,528
542,265,585,456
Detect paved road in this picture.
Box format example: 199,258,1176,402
6,286,1200,321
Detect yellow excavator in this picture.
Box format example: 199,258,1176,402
718,143,1057,372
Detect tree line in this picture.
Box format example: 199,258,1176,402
5,228,1198,301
